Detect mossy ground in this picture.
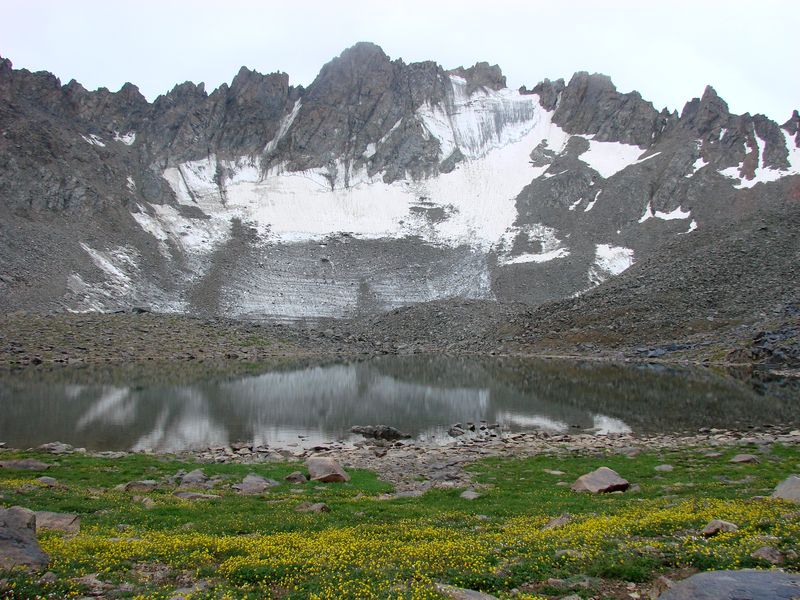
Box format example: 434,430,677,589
1,443,798,599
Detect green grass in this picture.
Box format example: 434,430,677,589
1,444,798,599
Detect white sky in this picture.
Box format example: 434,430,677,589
2,0,797,122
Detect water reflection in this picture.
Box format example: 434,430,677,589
0,356,796,452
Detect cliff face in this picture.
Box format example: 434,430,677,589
0,44,798,319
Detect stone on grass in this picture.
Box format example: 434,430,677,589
36,476,59,487
542,514,571,530
771,475,800,503
294,502,330,513
702,519,739,537
656,569,800,599
729,454,759,464
179,469,209,487
543,469,566,476
434,583,498,599
123,480,158,492
285,471,308,484
571,467,629,493
0,506,49,570
37,442,73,454
34,511,80,533
173,491,220,501
306,457,350,482
751,546,784,565
0,459,50,471
460,490,481,500
655,464,674,472
234,474,279,495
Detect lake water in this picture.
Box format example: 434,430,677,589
0,356,796,452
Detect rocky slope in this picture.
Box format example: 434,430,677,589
1,42,798,320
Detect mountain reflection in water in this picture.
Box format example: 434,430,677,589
0,356,796,452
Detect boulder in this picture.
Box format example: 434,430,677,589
173,491,220,500
294,502,330,513
448,426,466,437
0,506,49,570
542,514,572,530
772,475,800,503
702,519,739,537
306,457,350,482
655,464,674,472
37,442,73,454
123,480,158,492
34,511,80,533
729,454,759,464
460,490,481,500
180,469,209,487
350,425,410,440
656,569,800,599
0,459,50,471
285,471,308,484
751,546,784,565
434,583,498,599
233,474,279,495
36,476,59,487
571,467,629,493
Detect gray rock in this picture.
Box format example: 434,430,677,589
543,469,566,475
448,426,466,437
36,476,59,487
306,457,350,482
285,471,308,484
772,475,800,503
37,442,73,454
751,546,784,565
0,506,49,570
657,569,800,599
460,490,481,500
702,519,739,537
434,583,498,599
0,459,50,471
571,467,629,493
179,469,209,487
173,491,220,500
543,514,571,530
729,454,759,464
234,474,279,495
294,502,330,513
350,425,410,440
655,464,674,472
124,480,158,492
34,511,80,533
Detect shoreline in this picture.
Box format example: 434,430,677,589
6,426,799,494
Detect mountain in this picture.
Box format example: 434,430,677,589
1,42,798,321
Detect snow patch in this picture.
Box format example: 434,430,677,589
496,223,570,265
719,129,800,188
126,177,136,192
638,202,691,222
81,134,105,147
589,244,635,285
679,220,698,235
264,99,301,155
113,131,136,145
583,190,601,212
576,136,647,178
568,197,582,211
685,156,709,178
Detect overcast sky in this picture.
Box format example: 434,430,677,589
2,0,797,121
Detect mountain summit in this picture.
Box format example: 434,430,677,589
0,43,797,319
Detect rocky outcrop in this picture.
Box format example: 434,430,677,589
0,507,49,570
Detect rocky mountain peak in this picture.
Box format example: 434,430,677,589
680,84,730,135
551,71,662,147
448,61,506,94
